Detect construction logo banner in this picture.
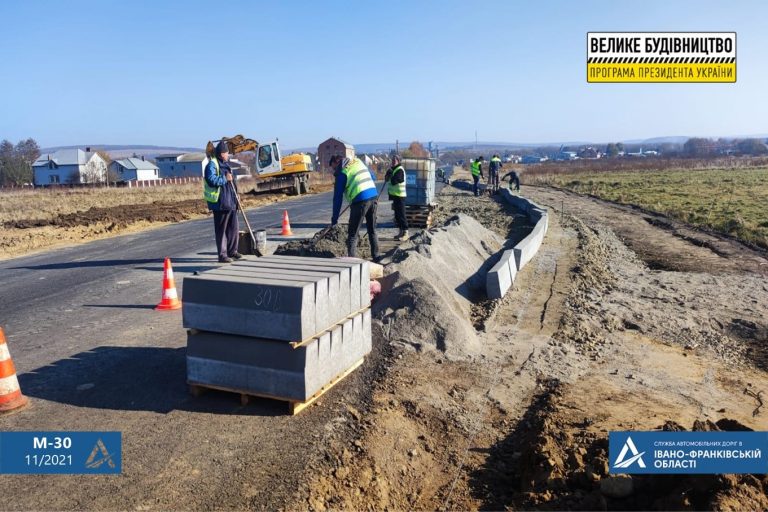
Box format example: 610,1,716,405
0,431,122,474
587,32,736,83
609,431,768,474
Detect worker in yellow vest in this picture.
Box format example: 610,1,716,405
330,155,381,260
386,154,409,241
470,156,484,197
203,140,242,263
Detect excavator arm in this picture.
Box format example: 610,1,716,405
205,135,259,158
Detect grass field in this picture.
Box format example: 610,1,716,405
537,167,768,249
0,183,203,224
0,174,334,259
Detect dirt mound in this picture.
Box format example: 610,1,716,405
6,199,207,230
434,182,533,242
274,224,372,258
473,378,768,511
375,214,503,359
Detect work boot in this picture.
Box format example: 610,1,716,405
397,230,410,241
230,252,243,260
218,256,233,264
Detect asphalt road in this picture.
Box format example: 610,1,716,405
0,185,404,510
0,188,398,365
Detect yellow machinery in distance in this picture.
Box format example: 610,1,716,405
206,134,313,195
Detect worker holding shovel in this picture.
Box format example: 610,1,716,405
203,140,243,263
329,155,382,261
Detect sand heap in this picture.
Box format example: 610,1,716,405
274,224,373,259
375,214,504,360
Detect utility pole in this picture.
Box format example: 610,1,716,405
395,139,399,154
474,131,478,153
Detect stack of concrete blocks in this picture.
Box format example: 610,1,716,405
183,255,372,403
486,189,550,299
403,157,437,206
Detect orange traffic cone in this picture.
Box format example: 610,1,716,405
281,210,294,236
155,257,182,311
0,327,29,415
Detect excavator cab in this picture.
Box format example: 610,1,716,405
206,135,283,176
256,141,282,175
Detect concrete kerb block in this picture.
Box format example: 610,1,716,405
341,316,355,370
205,267,332,336
360,261,371,308
507,195,531,214
337,257,366,312
504,249,518,284
527,200,546,214
514,226,545,271
259,256,359,316
186,309,373,402
183,273,316,342
362,309,372,353
231,261,345,321
486,254,512,299
234,260,352,316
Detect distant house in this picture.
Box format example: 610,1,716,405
317,137,355,173
554,150,578,161
577,147,602,159
109,157,160,182
32,148,108,186
156,152,209,178
521,155,548,164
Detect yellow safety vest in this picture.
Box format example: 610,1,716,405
342,158,376,203
387,165,406,198
203,157,220,203
471,160,481,177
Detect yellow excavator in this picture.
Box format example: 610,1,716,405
205,135,313,195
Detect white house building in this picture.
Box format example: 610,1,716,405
32,148,108,186
110,157,160,182
156,152,209,178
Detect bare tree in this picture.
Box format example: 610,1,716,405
401,141,429,158
16,138,40,165
0,138,39,185
81,158,107,184
94,150,115,186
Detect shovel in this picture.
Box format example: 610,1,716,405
313,203,350,244
313,181,387,246
230,180,263,257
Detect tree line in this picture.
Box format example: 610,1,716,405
0,138,40,186
683,137,768,157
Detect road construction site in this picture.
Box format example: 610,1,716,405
0,166,766,510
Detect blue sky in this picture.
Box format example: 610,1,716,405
1,0,766,149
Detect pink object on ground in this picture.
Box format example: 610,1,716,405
370,280,382,301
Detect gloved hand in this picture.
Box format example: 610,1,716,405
384,170,392,181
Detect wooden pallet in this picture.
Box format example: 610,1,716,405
405,204,437,229
188,357,364,415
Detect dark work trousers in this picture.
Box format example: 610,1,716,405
472,175,481,196
347,198,380,258
390,196,408,230
489,170,499,192
213,210,239,259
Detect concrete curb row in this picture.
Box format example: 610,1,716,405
486,189,549,299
